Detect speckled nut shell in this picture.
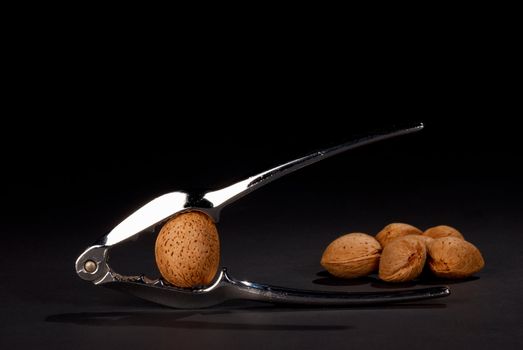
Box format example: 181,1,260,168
424,225,464,240
155,211,220,288
428,237,484,279
375,223,423,247
321,233,382,279
379,235,427,282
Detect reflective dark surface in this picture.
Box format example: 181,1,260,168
1,121,522,349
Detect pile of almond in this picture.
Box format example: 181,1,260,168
321,223,485,282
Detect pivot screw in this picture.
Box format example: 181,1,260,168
84,260,97,273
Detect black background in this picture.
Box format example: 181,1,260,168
2,9,521,347
2,115,522,349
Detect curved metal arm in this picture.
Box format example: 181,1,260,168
204,123,424,211
102,268,449,308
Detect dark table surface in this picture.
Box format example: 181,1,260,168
2,122,522,349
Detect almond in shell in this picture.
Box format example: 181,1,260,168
321,233,381,279
155,211,220,288
424,225,464,240
379,235,427,282
376,223,423,247
427,237,484,279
